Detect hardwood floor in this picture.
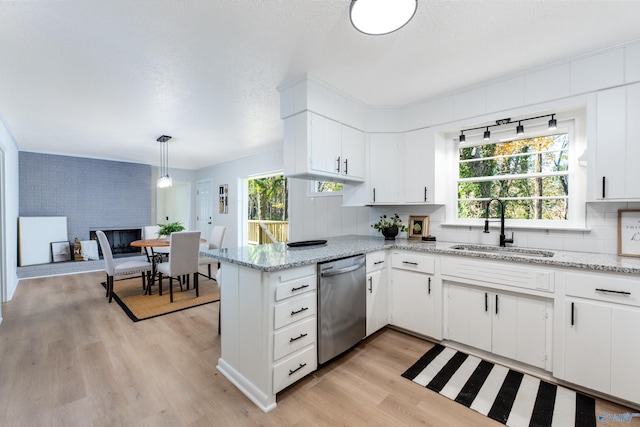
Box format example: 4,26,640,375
1,271,638,426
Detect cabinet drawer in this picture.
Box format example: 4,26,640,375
391,251,434,274
565,272,640,307
273,317,316,361
366,251,387,272
273,345,316,394
269,265,316,286
275,274,316,302
274,292,317,329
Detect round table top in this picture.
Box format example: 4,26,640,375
130,238,170,247
130,238,207,247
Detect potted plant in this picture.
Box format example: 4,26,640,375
157,221,185,241
371,213,408,240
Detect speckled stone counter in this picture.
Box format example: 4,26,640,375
201,235,640,274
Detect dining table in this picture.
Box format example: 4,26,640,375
130,237,207,295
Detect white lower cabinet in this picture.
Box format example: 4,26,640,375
366,251,388,336
390,251,441,339
560,271,640,404
446,282,551,371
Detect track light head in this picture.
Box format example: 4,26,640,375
548,114,557,130
459,132,466,143
483,127,490,141
516,122,524,135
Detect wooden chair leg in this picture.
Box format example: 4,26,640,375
169,276,174,303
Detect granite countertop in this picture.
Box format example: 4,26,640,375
200,235,640,275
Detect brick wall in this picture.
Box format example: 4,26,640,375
19,152,151,244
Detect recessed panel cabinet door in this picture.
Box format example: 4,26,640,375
611,306,640,404
391,269,435,337
563,299,611,394
446,284,491,353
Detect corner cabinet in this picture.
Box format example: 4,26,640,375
593,83,640,200
366,251,389,336
558,271,640,405
283,111,365,183
390,251,441,339
216,263,317,413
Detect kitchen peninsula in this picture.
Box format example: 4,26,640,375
201,235,640,412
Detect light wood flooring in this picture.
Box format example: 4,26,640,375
1,271,638,426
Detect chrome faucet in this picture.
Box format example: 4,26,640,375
484,198,514,247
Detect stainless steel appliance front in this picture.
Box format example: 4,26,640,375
317,254,366,364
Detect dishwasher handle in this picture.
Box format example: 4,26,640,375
320,260,365,277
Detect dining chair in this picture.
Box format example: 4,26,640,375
143,225,170,260
157,231,201,303
95,230,152,303
199,226,226,279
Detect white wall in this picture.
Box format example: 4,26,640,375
0,116,20,305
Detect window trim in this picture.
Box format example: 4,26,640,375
444,114,587,230
307,180,344,197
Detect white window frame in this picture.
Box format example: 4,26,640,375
445,114,587,230
307,180,344,197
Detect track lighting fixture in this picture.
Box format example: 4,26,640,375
458,113,557,143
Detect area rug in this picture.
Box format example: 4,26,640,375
402,344,596,427
102,274,219,322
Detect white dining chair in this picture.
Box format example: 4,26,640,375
143,225,170,259
95,230,152,303
199,226,226,279
157,231,201,303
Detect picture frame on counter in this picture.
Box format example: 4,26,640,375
618,209,640,257
408,216,429,240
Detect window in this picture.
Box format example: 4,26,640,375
452,114,586,229
309,180,343,196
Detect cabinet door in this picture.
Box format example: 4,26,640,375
563,299,611,394
446,284,491,352
309,113,341,176
366,268,388,336
341,126,365,181
491,293,517,361
625,83,640,199
515,296,549,370
391,269,435,337
404,129,433,203
596,87,626,200
611,306,640,403
369,133,401,203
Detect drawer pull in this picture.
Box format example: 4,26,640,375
291,307,309,316
368,276,373,293
428,277,431,295
595,288,631,295
289,362,307,376
374,260,385,265
289,333,308,343
291,284,310,292
402,261,419,266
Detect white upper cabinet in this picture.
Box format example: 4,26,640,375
369,133,402,203
404,128,434,203
283,112,365,183
593,83,640,200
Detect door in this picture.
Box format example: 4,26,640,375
611,306,640,403
196,180,214,242
341,126,365,181
446,284,492,352
563,299,611,393
391,269,434,337
369,133,401,203
492,293,518,361
366,268,388,336
310,113,341,176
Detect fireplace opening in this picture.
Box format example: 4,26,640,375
90,228,142,258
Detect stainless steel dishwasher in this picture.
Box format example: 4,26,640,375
317,254,366,364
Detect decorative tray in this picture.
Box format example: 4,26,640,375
286,240,327,247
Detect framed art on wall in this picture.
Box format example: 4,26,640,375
618,209,640,257
408,216,429,240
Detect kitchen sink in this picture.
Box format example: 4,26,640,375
449,244,554,258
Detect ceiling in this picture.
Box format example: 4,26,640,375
2,1,640,170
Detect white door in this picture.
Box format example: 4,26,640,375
369,133,401,203
341,126,366,181
611,306,640,403
492,292,518,361
310,113,341,176
366,268,388,336
196,180,214,243
563,299,611,394
391,269,433,337
446,284,492,352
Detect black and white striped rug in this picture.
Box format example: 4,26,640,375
402,344,596,427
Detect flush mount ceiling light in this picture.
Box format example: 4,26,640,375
350,0,418,35
459,113,558,143
157,135,172,189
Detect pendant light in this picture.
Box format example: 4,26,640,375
548,114,557,130
483,127,491,141
157,135,173,188
350,0,417,35
516,121,524,135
